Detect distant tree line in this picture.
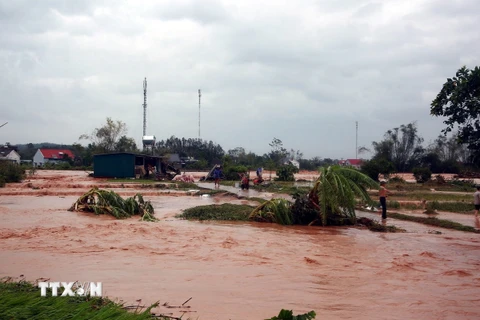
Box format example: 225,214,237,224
12,65,480,178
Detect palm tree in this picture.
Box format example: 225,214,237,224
308,165,379,226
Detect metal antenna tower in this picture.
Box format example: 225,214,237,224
355,121,358,159
143,78,147,137
198,89,201,139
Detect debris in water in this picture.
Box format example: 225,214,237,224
68,187,158,222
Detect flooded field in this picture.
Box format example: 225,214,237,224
1,170,480,319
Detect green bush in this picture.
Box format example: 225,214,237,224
360,159,395,181
180,203,254,221
389,176,406,183
0,162,25,185
412,167,432,183
427,201,474,213
223,165,248,180
275,164,299,181
0,175,5,188
449,178,475,191
387,200,401,209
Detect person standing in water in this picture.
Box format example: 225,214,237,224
474,185,480,217
379,181,390,219
212,165,222,188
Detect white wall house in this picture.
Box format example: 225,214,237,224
33,149,75,167
282,158,300,169
338,159,363,169
0,148,21,164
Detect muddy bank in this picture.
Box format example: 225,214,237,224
1,171,480,319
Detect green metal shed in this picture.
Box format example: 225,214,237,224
93,152,162,178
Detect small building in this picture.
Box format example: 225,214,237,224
338,159,363,169
0,144,21,164
93,152,165,178
281,158,300,169
33,149,75,167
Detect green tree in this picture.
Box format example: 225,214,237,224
360,158,395,181
371,122,424,171
115,136,138,153
276,163,299,181
412,167,432,183
283,165,378,226
155,136,225,166
430,66,480,165
79,118,128,153
313,165,378,226
268,137,288,165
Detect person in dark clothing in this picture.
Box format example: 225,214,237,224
213,166,222,188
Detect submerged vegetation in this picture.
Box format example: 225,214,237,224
180,166,379,227
249,198,293,225
267,309,316,320
68,187,157,221
250,166,379,226
181,166,404,232
181,203,254,221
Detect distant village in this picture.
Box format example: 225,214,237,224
0,142,362,171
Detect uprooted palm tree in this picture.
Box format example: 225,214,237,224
249,165,379,226
308,165,379,226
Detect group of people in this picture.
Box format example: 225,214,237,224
377,181,480,220
211,166,264,189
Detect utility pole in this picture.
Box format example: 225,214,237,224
198,89,201,140
355,121,358,159
143,78,147,137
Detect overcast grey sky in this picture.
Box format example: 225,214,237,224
1,0,479,159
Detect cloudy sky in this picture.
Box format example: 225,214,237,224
1,0,479,159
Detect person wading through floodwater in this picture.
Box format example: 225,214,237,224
379,181,391,220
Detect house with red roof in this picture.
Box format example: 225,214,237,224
33,149,75,167
338,159,363,169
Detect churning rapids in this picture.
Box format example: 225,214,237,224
0,171,479,319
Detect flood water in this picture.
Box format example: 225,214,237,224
1,171,480,319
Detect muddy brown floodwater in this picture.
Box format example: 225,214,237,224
1,171,480,319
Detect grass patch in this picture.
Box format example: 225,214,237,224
426,201,475,213
179,203,255,221
388,192,473,202
384,180,476,193
108,178,156,184
197,189,236,196
0,278,160,319
252,181,310,195
387,211,480,233
246,197,268,204
219,180,236,187
356,217,406,233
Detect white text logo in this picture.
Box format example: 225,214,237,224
38,282,102,297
